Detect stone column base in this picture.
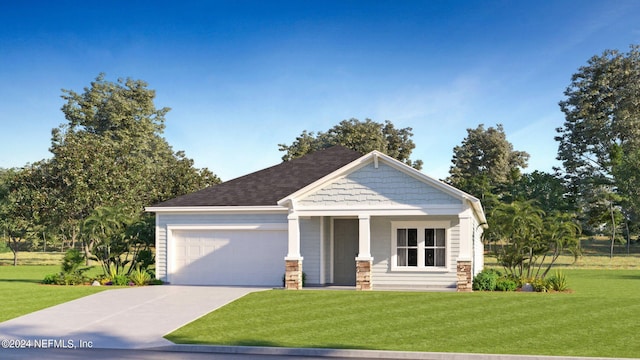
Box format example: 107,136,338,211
285,259,303,290
457,260,472,292
356,259,372,291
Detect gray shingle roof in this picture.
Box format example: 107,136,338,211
153,146,363,207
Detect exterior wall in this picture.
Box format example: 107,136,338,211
155,212,288,282
299,217,322,285
473,217,485,277
298,163,460,207
370,216,460,290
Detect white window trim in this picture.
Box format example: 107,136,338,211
390,221,451,272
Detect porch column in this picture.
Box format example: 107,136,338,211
356,215,373,291
285,213,303,290
457,212,473,292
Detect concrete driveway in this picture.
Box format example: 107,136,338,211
0,286,266,349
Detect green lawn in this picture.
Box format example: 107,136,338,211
166,269,640,358
0,265,106,322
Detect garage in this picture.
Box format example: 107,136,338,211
169,228,288,286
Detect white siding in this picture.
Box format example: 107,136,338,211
370,216,460,290
155,212,287,282
299,217,322,285
473,217,485,276
299,163,460,207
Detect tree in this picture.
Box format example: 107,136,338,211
506,170,574,214
447,124,529,204
485,200,581,279
23,74,220,259
279,118,423,169
0,168,43,265
556,45,640,238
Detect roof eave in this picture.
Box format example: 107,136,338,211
145,205,289,213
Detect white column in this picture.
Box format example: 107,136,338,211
285,213,303,260
356,214,373,260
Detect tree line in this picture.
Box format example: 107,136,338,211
279,45,640,279
2,45,639,280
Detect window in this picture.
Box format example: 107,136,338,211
393,222,448,269
424,229,446,267
396,228,418,266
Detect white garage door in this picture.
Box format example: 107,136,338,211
170,229,287,286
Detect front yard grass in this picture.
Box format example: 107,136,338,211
166,269,640,358
0,265,106,322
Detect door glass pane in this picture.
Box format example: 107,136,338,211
425,249,435,266
436,229,445,247
436,248,445,266
397,229,407,246
408,229,417,246
408,248,417,266
425,229,435,246
397,248,407,266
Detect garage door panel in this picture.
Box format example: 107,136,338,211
170,229,287,286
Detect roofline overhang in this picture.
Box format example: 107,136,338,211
145,205,289,214
465,197,488,228
278,150,487,225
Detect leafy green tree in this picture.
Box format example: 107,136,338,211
279,118,423,169
506,170,574,214
447,124,529,205
21,74,220,259
0,168,43,265
556,45,640,240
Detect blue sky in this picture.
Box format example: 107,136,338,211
1,1,639,181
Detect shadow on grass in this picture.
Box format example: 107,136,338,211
235,340,371,350
0,278,43,284
609,273,640,280
167,338,373,351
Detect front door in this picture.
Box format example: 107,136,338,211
333,219,359,285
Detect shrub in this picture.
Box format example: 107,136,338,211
495,277,518,291
148,278,164,285
112,274,129,286
547,270,569,291
42,249,91,285
61,273,89,285
42,272,88,285
473,268,500,291
525,277,551,292
129,266,151,286
42,273,59,285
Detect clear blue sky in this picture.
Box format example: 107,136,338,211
1,1,639,181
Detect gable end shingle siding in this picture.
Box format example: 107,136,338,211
299,162,460,206
153,146,362,207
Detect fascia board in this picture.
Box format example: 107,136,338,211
145,206,289,214
293,204,465,217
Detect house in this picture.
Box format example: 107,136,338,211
146,146,487,291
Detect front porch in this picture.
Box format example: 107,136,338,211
283,213,474,291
